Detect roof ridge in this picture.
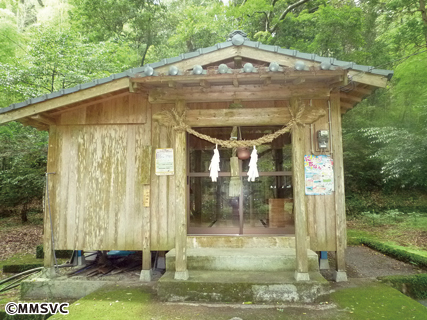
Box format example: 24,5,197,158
1,37,393,115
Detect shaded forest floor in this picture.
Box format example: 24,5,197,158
1,211,427,318
0,211,43,262
347,213,427,255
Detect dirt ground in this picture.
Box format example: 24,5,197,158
321,245,425,281
0,214,43,261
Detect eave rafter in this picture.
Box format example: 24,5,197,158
339,84,375,113
148,84,332,104
153,106,326,127
131,69,347,103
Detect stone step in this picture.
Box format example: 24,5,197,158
166,248,319,272
186,236,302,249
158,270,329,303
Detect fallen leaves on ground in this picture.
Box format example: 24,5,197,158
0,215,43,261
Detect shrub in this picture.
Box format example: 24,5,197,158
36,245,73,259
379,274,427,299
351,237,427,269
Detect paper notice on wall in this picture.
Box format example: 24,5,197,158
155,148,174,175
304,155,334,195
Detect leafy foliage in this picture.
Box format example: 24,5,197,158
0,25,137,103
69,0,167,65
1,0,427,219
0,122,48,221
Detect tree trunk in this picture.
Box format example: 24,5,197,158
21,203,28,223
419,0,427,47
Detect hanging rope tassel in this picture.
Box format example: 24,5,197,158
209,144,220,182
248,146,259,182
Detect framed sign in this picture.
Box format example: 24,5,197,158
155,148,174,175
304,155,334,195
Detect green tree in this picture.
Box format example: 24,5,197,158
0,122,48,222
0,25,137,104
69,0,166,65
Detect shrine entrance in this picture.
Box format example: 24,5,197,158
187,126,295,235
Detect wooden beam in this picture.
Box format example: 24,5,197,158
0,78,130,124
234,56,242,68
199,80,210,88
352,86,372,95
153,107,326,127
328,75,347,88
348,70,388,88
340,101,354,110
155,46,240,73
18,118,49,131
168,81,182,89
30,114,57,125
293,78,305,85
341,92,362,103
132,69,346,85
148,84,332,103
49,91,130,116
174,100,189,280
290,97,309,281
331,92,348,282
129,81,138,93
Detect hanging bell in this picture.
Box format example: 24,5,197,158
237,147,250,160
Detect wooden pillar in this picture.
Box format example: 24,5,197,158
140,100,153,281
140,185,152,281
290,98,310,281
330,92,348,282
43,193,55,270
174,100,189,280
194,150,202,224
44,126,57,277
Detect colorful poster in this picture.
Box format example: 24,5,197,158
304,155,334,195
155,148,174,175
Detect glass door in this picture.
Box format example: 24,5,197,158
188,126,295,235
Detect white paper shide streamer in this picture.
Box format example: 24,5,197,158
247,146,259,182
209,145,220,182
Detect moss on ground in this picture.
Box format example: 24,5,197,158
379,274,427,299
46,282,427,320
49,286,151,320
331,283,427,320
0,253,42,272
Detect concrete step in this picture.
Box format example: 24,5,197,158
158,270,329,303
166,248,319,272
187,236,304,249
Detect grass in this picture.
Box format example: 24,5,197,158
50,286,151,320
331,283,427,319
45,283,427,320
347,212,427,251
0,253,42,272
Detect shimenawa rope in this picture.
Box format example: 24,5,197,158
158,103,306,148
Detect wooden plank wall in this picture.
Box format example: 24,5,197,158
150,104,176,250
47,95,339,252
47,94,152,250
304,100,337,251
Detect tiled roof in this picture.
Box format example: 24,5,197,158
0,38,393,115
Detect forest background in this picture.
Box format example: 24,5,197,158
0,0,426,222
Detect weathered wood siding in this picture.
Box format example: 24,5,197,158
47,94,152,250
150,104,176,250
46,94,341,252
304,100,337,251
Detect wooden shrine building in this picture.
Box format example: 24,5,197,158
0,31,393,290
